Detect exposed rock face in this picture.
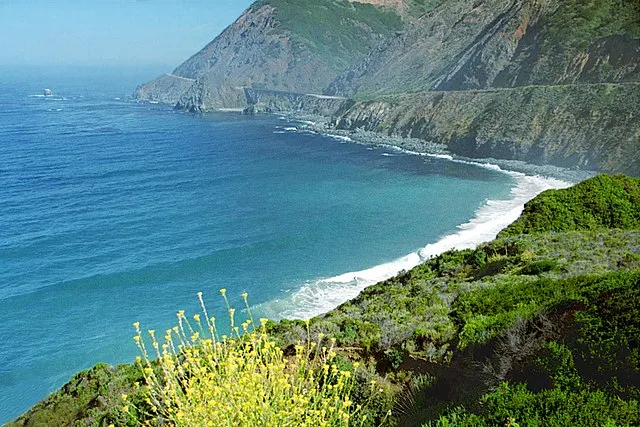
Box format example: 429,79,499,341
135,0,402,111
243,88,351,116
133,74,194,105
327,0,640,96
332,83,640,175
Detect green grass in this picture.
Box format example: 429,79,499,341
426,270,640,426
254,0,403,72
544,0,640,51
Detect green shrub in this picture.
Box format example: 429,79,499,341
130,291,379,426
500,175,640,237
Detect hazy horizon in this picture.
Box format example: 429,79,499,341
0,0,254,67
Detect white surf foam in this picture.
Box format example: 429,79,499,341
258,164,570,321
329,135,353,143
426,153,454,161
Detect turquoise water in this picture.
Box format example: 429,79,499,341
0,67,532,421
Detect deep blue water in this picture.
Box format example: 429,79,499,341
0,67,523,421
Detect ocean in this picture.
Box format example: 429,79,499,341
0,66,566,422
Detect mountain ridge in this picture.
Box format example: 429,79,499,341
133,0,639,176
135,0,403,110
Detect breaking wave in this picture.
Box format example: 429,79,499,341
257,164,570,320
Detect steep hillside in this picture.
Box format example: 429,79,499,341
134,0,403,110
332,83,640,175
499,174,640,237
328,0,640,97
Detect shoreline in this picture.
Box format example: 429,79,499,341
282,112,596,184
256,115,580,320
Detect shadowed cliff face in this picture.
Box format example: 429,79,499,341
332,83,640,175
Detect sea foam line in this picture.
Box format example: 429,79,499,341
258,162,570,321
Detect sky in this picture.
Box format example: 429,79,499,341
0,0,255,67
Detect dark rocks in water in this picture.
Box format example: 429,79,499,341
43,89,53,97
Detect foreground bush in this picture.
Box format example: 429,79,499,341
131,291,369,426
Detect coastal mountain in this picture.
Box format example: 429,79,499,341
328,0,640,175
328,0,640,96
10,175,640,425
135,0,640,176
135,0,404,110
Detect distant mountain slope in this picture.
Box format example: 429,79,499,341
133,0,639,175
328,0,640,97
326,0,640,175
332,82,640,175
135,0,403,110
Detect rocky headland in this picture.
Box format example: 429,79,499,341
134,0,639,176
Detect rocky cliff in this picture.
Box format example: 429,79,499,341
332,83,640,175
135,0,403,111
327,0,640,97
243,88,351,116
134,0,639,176
324,0,640,175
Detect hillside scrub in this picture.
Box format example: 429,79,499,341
123,291,384,426
499,175,640,237
9,175,640,426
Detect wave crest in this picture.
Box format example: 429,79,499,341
258,166,570,320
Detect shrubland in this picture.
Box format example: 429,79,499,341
8,175,640,427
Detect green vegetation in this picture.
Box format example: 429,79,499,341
500,175,640,237
128,292,374,426
9,175,640,426
6,363,146,427
545,0,640,51
406,0,445,18
254,0,403,71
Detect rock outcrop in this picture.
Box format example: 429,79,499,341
243,88,351,116
133,74,194,105
135,0,403,111
332,83,640,175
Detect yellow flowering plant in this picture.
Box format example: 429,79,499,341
129,291,372,426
